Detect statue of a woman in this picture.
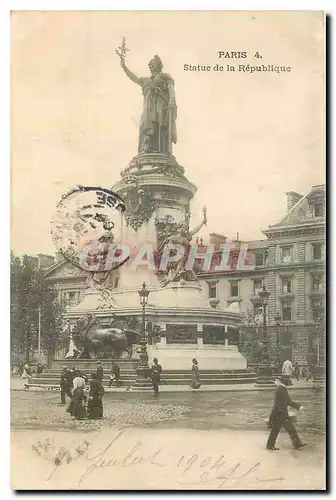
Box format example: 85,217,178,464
118,52,177,155
156,208,207,286
85,223,120,291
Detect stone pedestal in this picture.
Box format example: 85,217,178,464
64,152,248,376
147,343,247,371
113,153,197,242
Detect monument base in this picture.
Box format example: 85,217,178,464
146,343,247,371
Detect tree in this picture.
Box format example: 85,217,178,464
10,251,65,366
239,308,282,364
238,308,263,364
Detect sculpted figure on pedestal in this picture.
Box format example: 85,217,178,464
85,223,120,291
72,314,141,359
156,207,207,287
116,37,177,155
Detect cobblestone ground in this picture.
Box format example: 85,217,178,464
11,391,191,431
11,389,326,490
11,388,325,435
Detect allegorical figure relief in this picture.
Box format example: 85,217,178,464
85,222,120,291
157,207,207,286
116,38,177,155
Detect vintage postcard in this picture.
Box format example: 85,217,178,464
11,11,326,490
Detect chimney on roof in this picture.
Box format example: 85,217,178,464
286,191,303,212
37,254,55,268
209,233,227,248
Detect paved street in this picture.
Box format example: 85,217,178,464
11,387,325,433
11,387,325,490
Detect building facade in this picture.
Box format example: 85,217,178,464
43,185,325,365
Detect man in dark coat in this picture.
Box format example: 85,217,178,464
150,358,162,397
60,366,72,404
109,362,121,387
266,376,307,450
96,361,104,382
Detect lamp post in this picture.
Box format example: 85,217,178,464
274,311,282,369
255,285,274,385
134,282,152,388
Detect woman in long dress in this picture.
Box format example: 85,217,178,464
66,377,87,420
190,358,201,389
87,373,105,420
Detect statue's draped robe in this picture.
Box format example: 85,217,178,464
138,73,177,154
85,238,120,291
156,232,198,284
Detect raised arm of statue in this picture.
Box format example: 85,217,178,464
189,220,205,238
189,207,207,238
120,59,142,86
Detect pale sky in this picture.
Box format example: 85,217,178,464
11,11,325,256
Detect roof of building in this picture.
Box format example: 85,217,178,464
268,184,325,229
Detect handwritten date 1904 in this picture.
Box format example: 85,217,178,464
36,430,284,488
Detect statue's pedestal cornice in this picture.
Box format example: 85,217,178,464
113,153,197,200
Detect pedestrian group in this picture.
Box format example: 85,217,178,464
59,355,202,418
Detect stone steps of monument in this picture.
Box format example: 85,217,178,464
28,371,257,387
161,370,254,377
41,370,254,381
34,374,137,381
162,377,257,385
48,365,254,374
33,372,254,381
27,377,256,389
31,361,257,388
51,360,137,370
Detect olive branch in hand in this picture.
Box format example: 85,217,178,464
115,37,130,61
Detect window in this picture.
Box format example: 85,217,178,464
281,277,292,294
312,243,324,261
313,202,324,217
68,292,76,306
253,304,263,321
208,282,217,299
312,299,322,320
62,292,69,307
253,279,263,295
312,274,323,292
230,281,239,297
281,247,292,264
255,252,264,267
281,300,292,321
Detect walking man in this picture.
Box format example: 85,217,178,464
60,366,72,405
109,361,121,387
150,358,162,397
96,361,104,383
266,375,306,451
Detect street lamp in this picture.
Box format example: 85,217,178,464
255,285,274,385
134,282,152,388
274,311,282,368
